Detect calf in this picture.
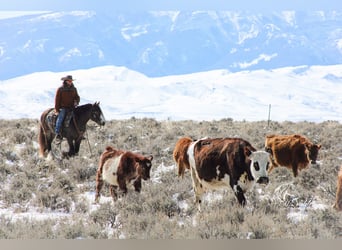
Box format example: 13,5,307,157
188,137,271,211
265,134,321,177
173,137,193,178
333,165,342,211
95,146,153,203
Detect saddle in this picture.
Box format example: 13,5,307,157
46,109,74,132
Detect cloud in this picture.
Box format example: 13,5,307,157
235,53,278,69
59,48,82,62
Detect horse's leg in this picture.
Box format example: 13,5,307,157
66,138,76,157
38,122,54,157
74,139,82,155
46,132,54,153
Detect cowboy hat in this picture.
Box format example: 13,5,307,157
61,75,75,81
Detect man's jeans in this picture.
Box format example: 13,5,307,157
55,108,66,134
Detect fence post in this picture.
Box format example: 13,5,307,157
267,104,271,127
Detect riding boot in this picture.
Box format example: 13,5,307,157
55,109,66,145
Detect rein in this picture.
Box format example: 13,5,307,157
72,108,93,157
85,126,93,157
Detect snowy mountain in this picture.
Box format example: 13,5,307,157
1,10,342,80
1,64,342,122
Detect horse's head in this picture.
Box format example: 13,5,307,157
90,102,106,126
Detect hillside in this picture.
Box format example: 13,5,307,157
1,64,342,122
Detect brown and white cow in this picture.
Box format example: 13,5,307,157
94,146,153,203
187,137,271,211
333,165,342,211
265,134,321,177
173,137,193,178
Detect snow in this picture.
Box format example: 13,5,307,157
1,64,342,122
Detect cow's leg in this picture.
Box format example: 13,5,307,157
118,178,128,195
292,162,299,177
267,158,279,173
109,185,118,201
267,154,278,173
94,169,104,203
190,166,204,211
333,167,342,211
133,177,142,192
232,182,246,206
268,163,275,173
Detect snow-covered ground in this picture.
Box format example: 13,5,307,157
1,64,342,122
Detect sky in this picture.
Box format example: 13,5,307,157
0,0,341,11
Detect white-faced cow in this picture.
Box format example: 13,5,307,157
94,146,153,203
187,137,271,211
333,165,342,211
265,134,321,177
173,137,193,178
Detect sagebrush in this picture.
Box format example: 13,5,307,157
0,118,341,239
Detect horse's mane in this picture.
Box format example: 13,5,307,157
74,103,92,115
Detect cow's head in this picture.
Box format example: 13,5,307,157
246,149,271,185
307,143,321,164
139,155,153,180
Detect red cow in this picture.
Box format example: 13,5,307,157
265,134,321,177
173,137,193,178
95,146,153,203
188,137,271,211
333,165,342,211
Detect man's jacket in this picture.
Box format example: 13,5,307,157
55,84,80,111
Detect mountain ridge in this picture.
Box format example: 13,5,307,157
1,10,342,80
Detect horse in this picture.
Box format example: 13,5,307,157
38,102,106,158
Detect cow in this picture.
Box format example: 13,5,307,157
265,134,321,177
333,165,342,211
187,137,271,211
94,146,153,203
173,137,193,178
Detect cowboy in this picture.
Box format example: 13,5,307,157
54,75,80,144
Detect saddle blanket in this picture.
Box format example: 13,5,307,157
47,109,73,130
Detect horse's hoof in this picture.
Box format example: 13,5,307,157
54,135,63,145
62,152,70,158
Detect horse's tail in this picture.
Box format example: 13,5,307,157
38,122,47,157
38,108,52,158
